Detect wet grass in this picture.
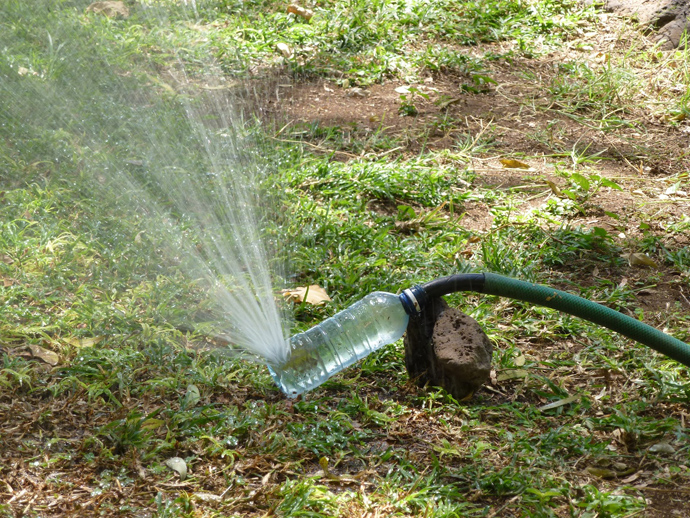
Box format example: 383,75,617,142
1,0,690,516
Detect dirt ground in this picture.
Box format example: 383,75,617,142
275,20,690,305
1,3,688,517
270,10,690,515
603,0,690,48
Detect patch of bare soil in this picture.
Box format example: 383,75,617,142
267,19,690,515
273,14,690,321
644,489,690,517
604,0,690,48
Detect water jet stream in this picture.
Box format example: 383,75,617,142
0,1,290,364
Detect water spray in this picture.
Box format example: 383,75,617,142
268,273,690,397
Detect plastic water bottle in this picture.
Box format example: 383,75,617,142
268,292,410,397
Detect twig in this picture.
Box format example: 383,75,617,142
487,494,521,518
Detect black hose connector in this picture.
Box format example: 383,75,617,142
400,285,428,316
400,273,486,316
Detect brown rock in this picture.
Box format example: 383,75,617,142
404,298,493,400
603,0,690,49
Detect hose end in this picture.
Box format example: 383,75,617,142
400,285,428,317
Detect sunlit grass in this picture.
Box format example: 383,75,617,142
1,0,690,516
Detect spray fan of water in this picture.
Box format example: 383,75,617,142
0,1,291,366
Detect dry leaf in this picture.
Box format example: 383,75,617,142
165,457,188,481
538,394,580,411
86,1,129,18
500,158,530,169
276,42,292,58
626,252,659,268
287,4,313,21
281,285,331,306
346,87,369,98
496,369,528,381
28,344,60,366
546,180,563,196
648,442,675,454
67,336,104,348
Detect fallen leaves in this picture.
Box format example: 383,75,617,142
27,344,60,366
4,343,61,366
287,4,313,21
66,336,104,348
538,394,581,412
86,1,129,18
500,158,531,169
625,252,659,268
276,42,292,58
165,457,188,481
281,285,331,306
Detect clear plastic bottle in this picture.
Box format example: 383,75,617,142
268,292,410,397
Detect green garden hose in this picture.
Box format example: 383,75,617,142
272,272,690,397
402,272,690,368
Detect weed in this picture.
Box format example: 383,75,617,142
575,485,645,517
2,0,690,516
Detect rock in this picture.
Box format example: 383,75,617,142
86,1,130,19
404,298,493,400
603,0,690,49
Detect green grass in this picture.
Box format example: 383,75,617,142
2,0,690,516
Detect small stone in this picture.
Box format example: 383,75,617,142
602,0,690,49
